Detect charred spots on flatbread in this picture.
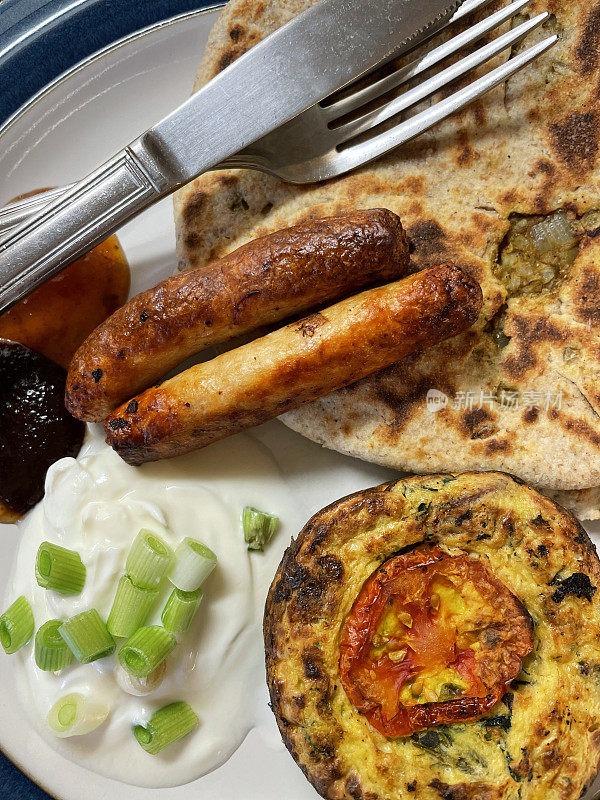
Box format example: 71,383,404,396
549,111,600,173
576,3,600,75
523,406,539,424
228,23,245,42
535,159,556,178
406,220,447,259
455,130,480,169
402,175,426,196
461,407,497,441
181,188,207,232
184,232,201,251
216,175,238,190
503,314,565,381
572,266,600,324
532,162,559,214
215,44,250,73
484,438,512,456
472,99,487,130
556,414,600,449
371,355,465,438
501,190,517,208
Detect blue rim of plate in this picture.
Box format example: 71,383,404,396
0,4,224,797
0,0,223,124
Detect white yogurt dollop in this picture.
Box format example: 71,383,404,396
6,428,300,788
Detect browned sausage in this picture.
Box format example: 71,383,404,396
66,209,410,422
105,265,483,465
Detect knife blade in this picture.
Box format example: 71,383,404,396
0,0,463,311
147,0,464,183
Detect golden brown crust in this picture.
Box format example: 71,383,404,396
264,472,600,800
103,264,482,464
65,209,409,421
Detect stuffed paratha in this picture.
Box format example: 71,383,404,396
174,0,600,506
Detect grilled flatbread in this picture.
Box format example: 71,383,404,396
174,0,600,504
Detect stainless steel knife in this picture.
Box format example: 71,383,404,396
0,0,462,311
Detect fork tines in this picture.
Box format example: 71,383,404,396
319,0,558,177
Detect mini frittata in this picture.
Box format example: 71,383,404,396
264,472,600,800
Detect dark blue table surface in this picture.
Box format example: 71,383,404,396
0,751,54,799
0,2,219,795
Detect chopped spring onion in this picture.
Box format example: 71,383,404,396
126,530,173,590
134,701,198,755
35,620,74,671
161,587,203,634
242,506,279,551
107,576,158,639
115,660,166,696
169,538,217,591
35,542,86,595
47,693,109,738
59,610,116,664
118,625,176,678
0,596,34,654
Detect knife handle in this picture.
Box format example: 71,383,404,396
0,142,170,312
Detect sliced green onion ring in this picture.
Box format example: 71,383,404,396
35,620,75,671
115,661,166,696
133,701,198,754
47,693,109,737
35,542,86,595
161,587,203,634
107,576,158,638
126,530,173,590
118,625,176,678
169,538,217,592
0,596,34,654
59,609,116,664
242,506,279,551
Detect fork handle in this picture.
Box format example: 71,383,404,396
0,142,170,312
0,186,73,240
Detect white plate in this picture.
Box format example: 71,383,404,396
0,9,396,800
2,8,600,800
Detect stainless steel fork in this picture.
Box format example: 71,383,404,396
0,0,556,296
